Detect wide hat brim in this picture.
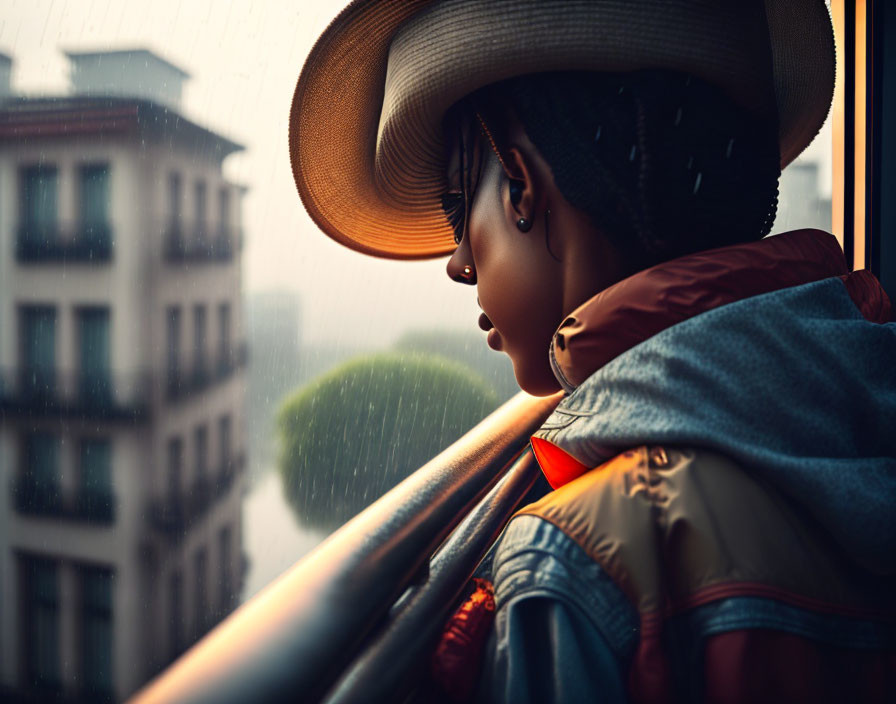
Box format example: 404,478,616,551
289,0,835,261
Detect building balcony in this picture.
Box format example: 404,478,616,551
146,454,244,538
164,222,238,263
166,343,248,402
16,222,113,263
10,477,116,525
0,368,150,421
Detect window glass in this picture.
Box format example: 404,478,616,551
20,306,56,395
80,566,114,697
193,304,207,383
77,307,111,402
20,165,58,241
21,555,60,690
80,438,113,521
166,306,182,394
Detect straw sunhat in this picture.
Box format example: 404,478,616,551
289,0,834,260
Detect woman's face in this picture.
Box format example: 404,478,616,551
444,139,565,396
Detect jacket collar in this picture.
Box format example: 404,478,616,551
549,229,848,393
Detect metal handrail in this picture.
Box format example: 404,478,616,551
130,391,561,704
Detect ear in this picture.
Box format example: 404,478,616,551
501,145,540,226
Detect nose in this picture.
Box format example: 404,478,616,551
446,246,476,285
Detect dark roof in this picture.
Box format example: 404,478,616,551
64,48,190,79
0,95,243,158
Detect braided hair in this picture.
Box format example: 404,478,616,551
463,70,781,269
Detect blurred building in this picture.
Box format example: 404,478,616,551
0,50,248,702
773,159,833,234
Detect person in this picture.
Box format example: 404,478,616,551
289,1,896,701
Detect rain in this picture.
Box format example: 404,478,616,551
0,1,835,701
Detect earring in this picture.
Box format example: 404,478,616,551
517,217,532,233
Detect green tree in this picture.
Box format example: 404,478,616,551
393,329,520,401
277,352,500,531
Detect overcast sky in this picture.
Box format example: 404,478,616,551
2,0,831,347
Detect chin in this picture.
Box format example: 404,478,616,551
511,358,562,397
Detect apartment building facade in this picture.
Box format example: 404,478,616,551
0,50,247,702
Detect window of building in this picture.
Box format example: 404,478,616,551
79,565,114,698
166,306,181,395
78,163,110,245
77,307,111,405
20,165,58,246
167,437,183,503
194,548,208,637
218,415,232,473
217,303,231,373
218,186,230,246
18,431,60,514
167,172,182,251
195,425,208,481
20,306,56,398
193,304,207,384
20,555,60,691
79,438,113,522
194,180,207,246
169,570,183,659
218,526,232,615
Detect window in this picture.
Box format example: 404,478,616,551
77,307,111,405
195,425,208,481
78,163,111,248
79,438,113,522
217,303,231,373
218,186,230,250
167,437,183,503
20,306,56,398
167,172,183,251
194,180,207,246
218,415,232,473
193,548,208,637
20,165,58,246
21,555,60,691
218,526,232,614
166,306,182,395
169,570,183,659
79,565,114,698
17,432,60,514
193,305,207,384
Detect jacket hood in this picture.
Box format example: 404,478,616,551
534,233,896,575
549,229,859,392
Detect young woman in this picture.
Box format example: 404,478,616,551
290,1,896,701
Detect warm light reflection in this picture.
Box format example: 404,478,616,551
854,0,867,270
831,0,846,249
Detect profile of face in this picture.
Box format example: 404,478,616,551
443,117,629,396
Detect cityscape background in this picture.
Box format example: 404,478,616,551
0,1,834,702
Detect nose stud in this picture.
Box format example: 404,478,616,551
463,265,473,278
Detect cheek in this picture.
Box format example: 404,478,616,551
468,187,561,391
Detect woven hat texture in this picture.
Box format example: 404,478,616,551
289,0,835,260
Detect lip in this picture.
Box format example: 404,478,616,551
478,312,503,351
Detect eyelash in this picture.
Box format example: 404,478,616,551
441,191,465,245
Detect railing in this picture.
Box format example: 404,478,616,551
166,343,249,401
164,222,239,263
16,222,113,262
11,477,116,524
147,454,245,537
0,368,150,420
131,391,561,704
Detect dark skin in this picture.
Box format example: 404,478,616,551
445,118,631,396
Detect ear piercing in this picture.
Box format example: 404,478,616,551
516,217,532,232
